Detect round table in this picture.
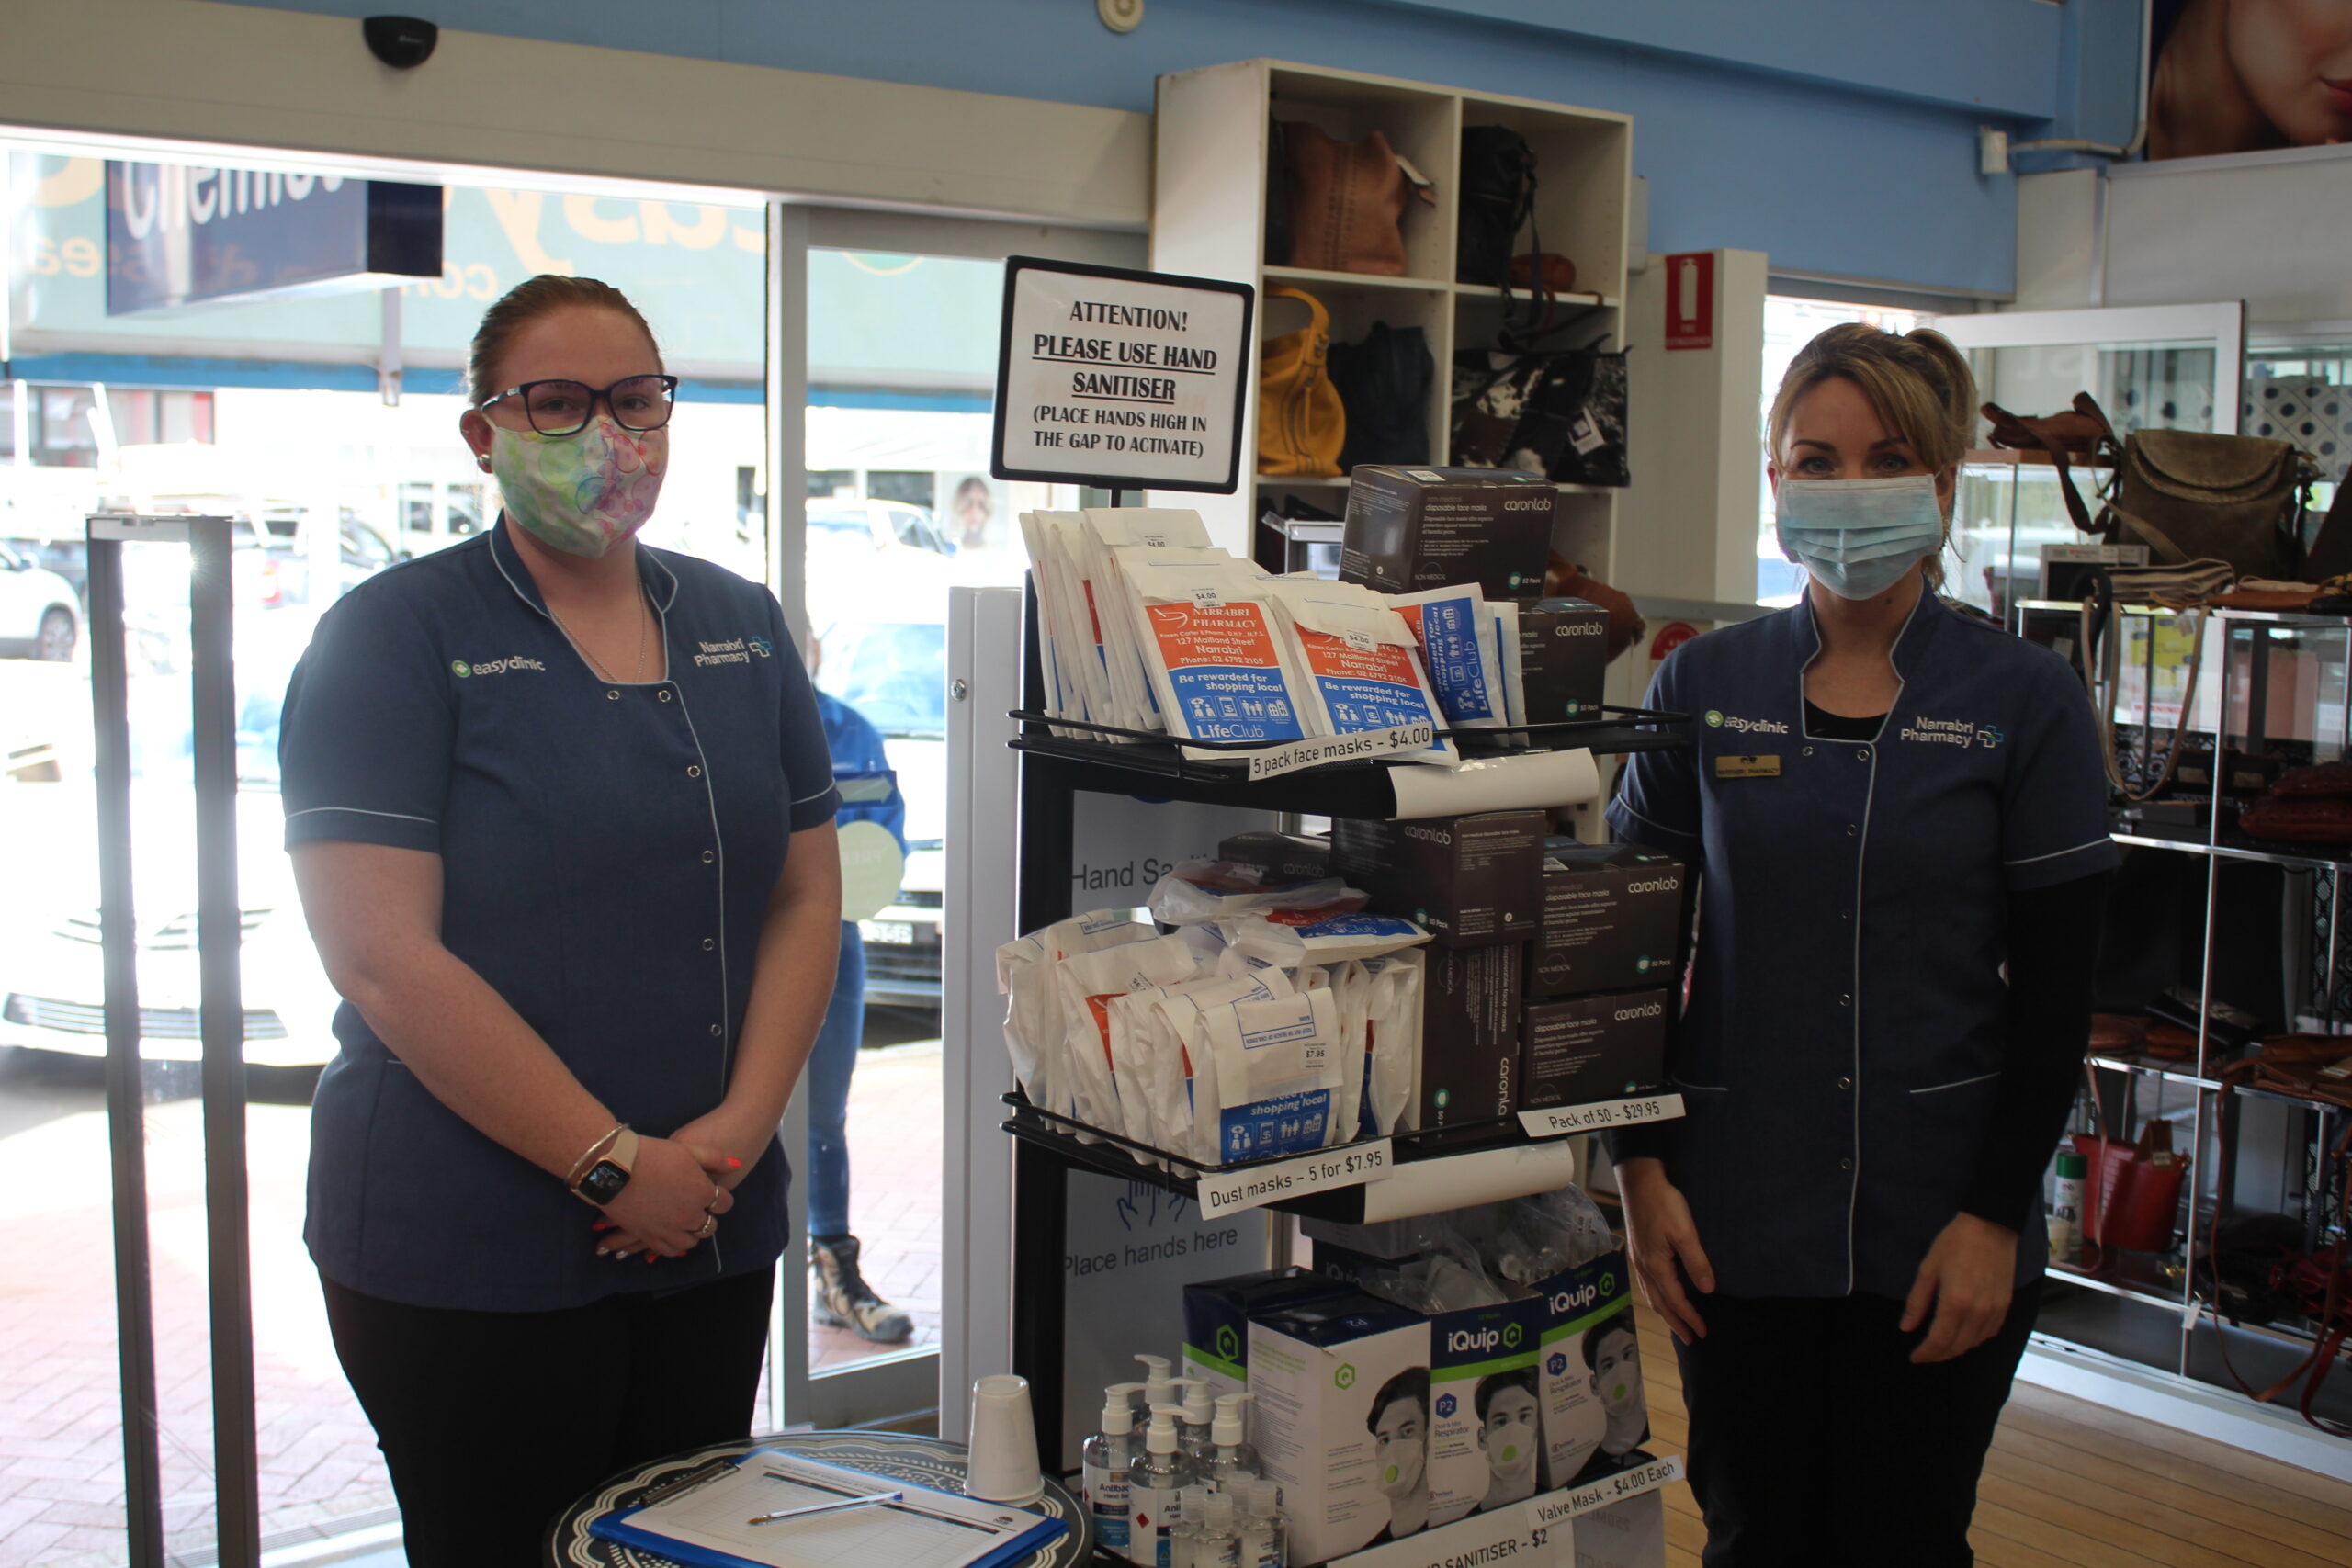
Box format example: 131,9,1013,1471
544,1428,1093,1568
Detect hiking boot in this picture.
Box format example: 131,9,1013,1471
809,1234,914,1344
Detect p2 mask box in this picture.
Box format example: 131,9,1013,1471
1516,598,1611,725
1532,1249,1648,1490
1182,1267,1351,1405
1330,810,1546,948
1530,843,1685,997
1419,943,1523,1129
1216,830,1333,883
1247,1292,1431,1565
1518,989,1669,1112
1339,466,1555,602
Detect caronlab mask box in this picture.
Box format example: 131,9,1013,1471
1530,843,1685,997
1519,989,1669,1111
1418,943,1522,1129
1247,1292,1430,1566
1217,830,1332,883
1182,1267,1351,1405
1330,810,1546,948
1516,598,1611,725
1532,1250,1647,1491
1339,466,1555,602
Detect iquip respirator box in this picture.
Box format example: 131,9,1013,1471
1532,1249,1648,1491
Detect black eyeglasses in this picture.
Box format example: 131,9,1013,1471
479,375,679,436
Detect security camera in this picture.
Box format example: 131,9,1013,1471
363,16,438,70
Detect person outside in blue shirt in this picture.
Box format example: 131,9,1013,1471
806,637,916,1344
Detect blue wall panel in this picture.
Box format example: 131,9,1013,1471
233,0,2083,296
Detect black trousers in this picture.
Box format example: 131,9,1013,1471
1675,1284,2040,1568
322,1267,775,1568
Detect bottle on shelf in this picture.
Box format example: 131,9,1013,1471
1168,1485,1212,1568
1204,1393,1262,1488
1196,1489,1243,1568
1081,1381,1147,1558
1128,1404,1200,1567
1239,1479,1288,1568
2050,1147,2087,1267
1170,1377,1217,1467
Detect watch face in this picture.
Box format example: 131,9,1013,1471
579,1159,629,1205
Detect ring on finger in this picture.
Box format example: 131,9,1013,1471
692,1214,718,1239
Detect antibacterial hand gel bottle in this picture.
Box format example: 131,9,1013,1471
1136,1353,1177,1414
1197,1490,1243,1568
1082,1382,1146,1558
1127,1404,1199,1566
1205,1393,1262,1487
1169,1485,1212,1568
1239,1480,1288,1568
1170,1378,1217,1466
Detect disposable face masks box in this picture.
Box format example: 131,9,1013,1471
1519,989,1669,1111
1330,810,1546,948
1314,1246,1544,1527
1516,598,1611,724
1530,1249,1647,1490
1182,1267,1351,1405
1247,1292,1430,1565
1530,843,1685,997
1216,830,1332,883
1339,466,1555,601
1418,943,1523,1128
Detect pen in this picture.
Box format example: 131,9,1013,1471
745,1490,905,1527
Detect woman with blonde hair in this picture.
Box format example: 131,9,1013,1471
1608,323,2113,1563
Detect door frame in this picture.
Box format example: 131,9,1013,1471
1931,301,2247,434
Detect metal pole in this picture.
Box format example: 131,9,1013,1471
189,516,259,1564
86,520,166,1568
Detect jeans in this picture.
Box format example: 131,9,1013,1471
1675,1283,2041,1566
322,1267,775,1568
804,922,864,1239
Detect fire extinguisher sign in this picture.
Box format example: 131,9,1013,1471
1664,252,1714,351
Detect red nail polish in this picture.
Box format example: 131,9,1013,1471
726,1156,742,1169
591,1220,611,1232
644,1251,658,1263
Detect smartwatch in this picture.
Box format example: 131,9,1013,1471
571,1126,639,1207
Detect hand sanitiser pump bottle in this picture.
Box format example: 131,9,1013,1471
1082,1382,1146,1558
1127,1404,1199,1566
1205,1393,1261,1487
1170,1378,1217,1467
1136,1353,1176,1412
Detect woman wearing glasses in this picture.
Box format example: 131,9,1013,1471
277,276,843,1564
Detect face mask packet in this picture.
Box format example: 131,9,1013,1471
1358,948,1425,1136
1328,960,1374,1143
1148,859,1363,926
1227,908,1430,967
1490,1185,1615,1281
1124,557,1313,758
1020,511,1114,730
1389,584,1508,729
1099,539,1228,732
1057,934,1201,1144
1148,968,1295,1168
997,912,1153,1114
1492,601,1526,748
1200,987,1344,1162
1268,591,1458,767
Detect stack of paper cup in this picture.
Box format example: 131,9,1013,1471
963,1373,1044,1505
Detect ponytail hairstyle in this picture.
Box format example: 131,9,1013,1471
1764,321,1977,586
463,275,663,406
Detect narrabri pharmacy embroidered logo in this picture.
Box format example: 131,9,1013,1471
1902,716,2001,749
695,637,769,668
450,655,546,679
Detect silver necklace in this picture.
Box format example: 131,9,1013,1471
549,589,651,683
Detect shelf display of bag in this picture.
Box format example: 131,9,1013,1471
2238,761,2352,846
1260,287,1346,478
1268,120,1435,276
1328,321,1433,469
1450,341,1630,488
2069,1113,2189,1255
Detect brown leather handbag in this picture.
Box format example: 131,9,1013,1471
1277,123,1434,276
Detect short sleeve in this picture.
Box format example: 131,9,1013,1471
280,582,455,853
773,603,841,833
2000,657,2120,890
1606,650,1703,863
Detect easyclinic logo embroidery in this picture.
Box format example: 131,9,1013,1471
1902,716,2000,749
452,655,546,679
1707,710,1789,736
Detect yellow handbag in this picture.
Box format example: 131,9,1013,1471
1258,286,1345,478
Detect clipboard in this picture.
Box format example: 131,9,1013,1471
587,1449,1066,1568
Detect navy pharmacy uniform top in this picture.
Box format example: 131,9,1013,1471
1606,590,2117,1302
279,522,840,1312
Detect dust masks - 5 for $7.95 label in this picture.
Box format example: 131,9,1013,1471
1774,474,1945,602
491,420,668,559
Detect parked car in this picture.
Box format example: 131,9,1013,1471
810,500,956,558
0,540,85,661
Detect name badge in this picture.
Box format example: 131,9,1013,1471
1715,754,1781,779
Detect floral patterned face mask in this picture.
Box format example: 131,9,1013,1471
489,418,668,558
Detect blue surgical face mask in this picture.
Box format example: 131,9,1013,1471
1774,475,1945,601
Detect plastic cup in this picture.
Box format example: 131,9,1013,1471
964,1373,1044,1505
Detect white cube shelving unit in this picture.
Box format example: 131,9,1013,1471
1151,59,1634,580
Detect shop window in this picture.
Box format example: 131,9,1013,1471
400,479,435,535
28,384,101,467
447,482,484,536
807,468,855,500
0,383,14,460
866,469,933,507
109,389,216,446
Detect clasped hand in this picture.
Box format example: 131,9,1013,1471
591,1134,745,1262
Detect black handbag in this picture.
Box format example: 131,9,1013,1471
1450,343,1630,488
1457,126,1536,288
1329,322,1432,469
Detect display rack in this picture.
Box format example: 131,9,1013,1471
1000,591,1693,1553
1150,61,1634,573
2014,600,2352,1439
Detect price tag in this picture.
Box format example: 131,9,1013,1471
1194,1139,1393,1217
1517,1093,1685,1138
1526,1455,1685,1529
1243,723,1433,781
1341,626,1377,653
1329,1487,1544,1568
1191,586,1224,609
